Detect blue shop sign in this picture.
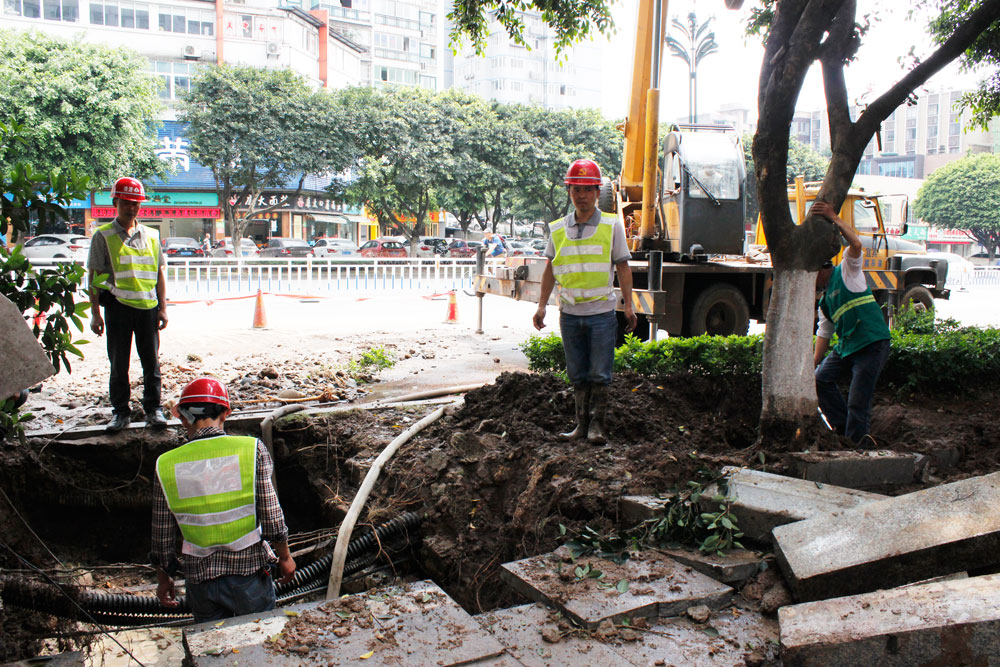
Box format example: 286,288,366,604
148,120,217,189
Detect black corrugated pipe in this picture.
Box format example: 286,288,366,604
1,512,423,623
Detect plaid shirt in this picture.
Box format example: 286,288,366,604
151,427,288,584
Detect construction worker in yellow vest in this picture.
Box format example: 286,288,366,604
533,159,637,444
87,177,169,433
152,377,295,623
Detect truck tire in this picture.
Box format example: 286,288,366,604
598,181,616,214
899,284,934,314
688,284,750,336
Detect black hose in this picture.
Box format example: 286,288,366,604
1,511,423,623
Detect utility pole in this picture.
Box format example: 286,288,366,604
666,11,718,123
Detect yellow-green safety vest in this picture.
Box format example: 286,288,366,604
155,435,261,558
549,213,616,305
97,223,160,310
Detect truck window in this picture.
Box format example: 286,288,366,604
854,200,879,233
685,133,742,201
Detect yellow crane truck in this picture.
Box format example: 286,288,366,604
473,0,948,339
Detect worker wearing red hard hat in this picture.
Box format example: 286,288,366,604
151,377,295,623
533,159,637,444
87,177,169,432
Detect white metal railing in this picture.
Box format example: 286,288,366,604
162,257,484,298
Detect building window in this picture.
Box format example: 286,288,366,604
5,0,42,17
159,6,213,35
151,60,198,100
90,0,148,28
418,9,433,26
378,65,416,86
418,74,435,90
884,127,895,153
32,0,78,21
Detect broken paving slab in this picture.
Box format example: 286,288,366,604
655,546,763,585
786,450,927,490
702,467,886,543
185,580,507,666
500,549,732,630
779,572,1000,666
0,293,55,399
479,601,778,667
773,471,1000,602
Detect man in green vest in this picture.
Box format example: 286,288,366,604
152,377,295,623
87,177,169,432
812,201,891,444
533,159,637,444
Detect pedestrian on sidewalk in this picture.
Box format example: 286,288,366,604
812,200,892,445
152,377,296,623
87,177,169,432
533,159,636,444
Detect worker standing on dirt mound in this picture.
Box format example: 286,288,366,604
151,377,296,623
812,201,891,445
87,177,169,433
533,159,637,444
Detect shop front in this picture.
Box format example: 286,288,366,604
229,191,365,244
90,190,221,241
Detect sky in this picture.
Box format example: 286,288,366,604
596,0,984,123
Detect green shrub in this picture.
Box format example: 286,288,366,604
884,325,1000,394
519,332,565,372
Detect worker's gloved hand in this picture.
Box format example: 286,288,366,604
276,554,296,584
156,571,179,608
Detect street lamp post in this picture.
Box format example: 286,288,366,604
666,11,718,123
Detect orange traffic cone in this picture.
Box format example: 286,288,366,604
253,289,267,329
444,291,458,323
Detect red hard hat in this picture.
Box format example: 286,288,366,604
112,177,147,202
564,159,602,186
178,377,230,409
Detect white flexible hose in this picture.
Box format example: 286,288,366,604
380,383,485,404
326,400,459,598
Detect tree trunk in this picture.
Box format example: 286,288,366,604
759,267,827,449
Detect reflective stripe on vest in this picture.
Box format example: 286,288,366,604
98,223,160,309
550,214,615,305
155,435,261,558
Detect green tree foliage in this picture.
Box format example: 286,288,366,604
180,65,353,246
914,153,1000,258
448,0,615,56
926,1,1000,129
0,29,163,188
742,132,828,227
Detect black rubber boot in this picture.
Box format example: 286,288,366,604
559,385,590,440
587,384,609,445
145,407,169,430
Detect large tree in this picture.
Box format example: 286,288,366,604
448,0,614,55
180,65,352,248
750,0,1000,446
0,29,163,191
914,152,1000,260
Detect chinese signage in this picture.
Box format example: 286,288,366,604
898,224,973,244
228,192,361,215
94,191,219,207
92,206,221,219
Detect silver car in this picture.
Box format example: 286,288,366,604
313,238,359,258
22,234,91,261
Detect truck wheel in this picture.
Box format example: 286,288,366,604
689,285,750,336
899,284,934,314
599,181,616,214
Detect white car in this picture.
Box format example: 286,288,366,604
212,237,260,258
314,238,359,258
22,234,90,261
925,251,976,291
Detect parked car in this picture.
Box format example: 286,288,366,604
212,237,260,258
359,238,407,259
414,236,450,258
507,240,540,257
925,251,976,291
260,238,315,258
21,234,90,261
163,238,205,259
447,239,482,258
313,237,359,258
530,238,547,252
163,236,198,248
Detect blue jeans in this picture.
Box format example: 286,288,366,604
560,310,617,387
815,338,890,443
186,569,276,624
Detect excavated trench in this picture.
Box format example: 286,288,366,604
2,370,998,661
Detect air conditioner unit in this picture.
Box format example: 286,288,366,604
182,44,199,59
266,42,281,56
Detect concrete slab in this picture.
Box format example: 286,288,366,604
480,602,778,667
656,546,763,585
0,293,55,398
779,573,1000,666
703,467,886,543
786,450,927,490
620,495,668,524
82,627,186,666
773,471,1000,601
500,550,733,629
185,580,507,666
